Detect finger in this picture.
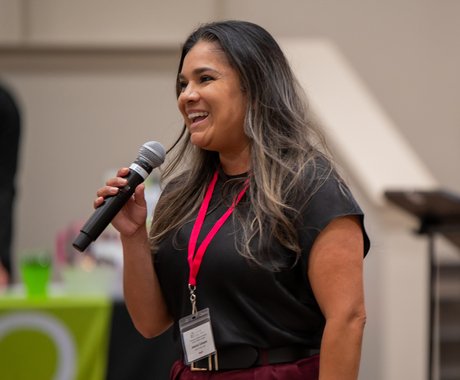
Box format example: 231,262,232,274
93,196,105,209
133,184,147,207
117,167,130,177
96,186,120,198
106,177,128,187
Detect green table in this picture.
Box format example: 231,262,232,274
0,293,112,380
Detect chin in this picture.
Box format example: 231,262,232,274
190,136,211,151
190,142,209,152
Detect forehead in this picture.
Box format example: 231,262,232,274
181,40,229,72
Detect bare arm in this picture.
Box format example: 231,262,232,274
121,226,173,338
0,260,9,291
95,167,173,337
308,215,366,380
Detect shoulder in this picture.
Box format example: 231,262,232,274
296,158,349,203
297,159,370,257
302,164,362,227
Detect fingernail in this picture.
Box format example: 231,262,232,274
110,187,119,193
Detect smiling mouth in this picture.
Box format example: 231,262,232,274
188,112,209,124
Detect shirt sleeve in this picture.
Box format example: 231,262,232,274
298,174,371,260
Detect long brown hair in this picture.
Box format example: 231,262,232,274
149,20,338,270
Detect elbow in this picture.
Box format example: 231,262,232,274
137,325,169,339
135,319,173,339
139,330,160,339
326,309,367,332
349,309,367,332
138,326,159,339
355,312,367,330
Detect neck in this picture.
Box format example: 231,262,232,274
219,145,251,176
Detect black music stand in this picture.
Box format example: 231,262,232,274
385,189,460,380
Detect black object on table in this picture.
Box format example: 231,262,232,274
385,189,460,380
107,300,180,380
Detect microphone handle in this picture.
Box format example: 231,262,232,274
73,167,146,252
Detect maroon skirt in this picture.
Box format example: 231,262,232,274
170,355,320,380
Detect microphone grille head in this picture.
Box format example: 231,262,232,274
139,141,166,168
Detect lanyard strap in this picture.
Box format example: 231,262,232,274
188,170,248,286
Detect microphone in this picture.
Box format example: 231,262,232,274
72,141,166,252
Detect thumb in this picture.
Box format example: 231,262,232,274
133,184,147,208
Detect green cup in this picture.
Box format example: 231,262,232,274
20,249,51,299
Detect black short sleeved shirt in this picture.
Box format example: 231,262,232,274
154,171,370,353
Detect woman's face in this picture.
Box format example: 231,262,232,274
177,41,249,156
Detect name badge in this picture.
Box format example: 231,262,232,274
179,308,216,364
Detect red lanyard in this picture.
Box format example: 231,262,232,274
188,171,248,286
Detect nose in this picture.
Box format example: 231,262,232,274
179,83,200,104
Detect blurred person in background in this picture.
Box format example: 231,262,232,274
96,21,370,380
0,83,21,288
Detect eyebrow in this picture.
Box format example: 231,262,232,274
178,67,219,80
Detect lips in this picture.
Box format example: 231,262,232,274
187,111,209,127
193,115,207,123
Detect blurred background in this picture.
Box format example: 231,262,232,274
0,1,459,379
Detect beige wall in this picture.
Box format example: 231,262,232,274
0,1,22,42
224,0,460,192
0,0,220,44
1,50,181,251
1,1,459,379
2,0,458,250
2,0,459,245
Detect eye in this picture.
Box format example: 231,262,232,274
200,75,214,83
179,81,188,92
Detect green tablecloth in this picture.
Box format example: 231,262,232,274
0,295,112,380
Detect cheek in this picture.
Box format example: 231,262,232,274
232,98,247,125
177,100,188,121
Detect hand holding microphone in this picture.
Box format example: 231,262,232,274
73,141,166,252
94,167,147,237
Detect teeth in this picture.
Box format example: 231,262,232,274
188,112,209,120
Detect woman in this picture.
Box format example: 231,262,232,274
95,21,370,380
